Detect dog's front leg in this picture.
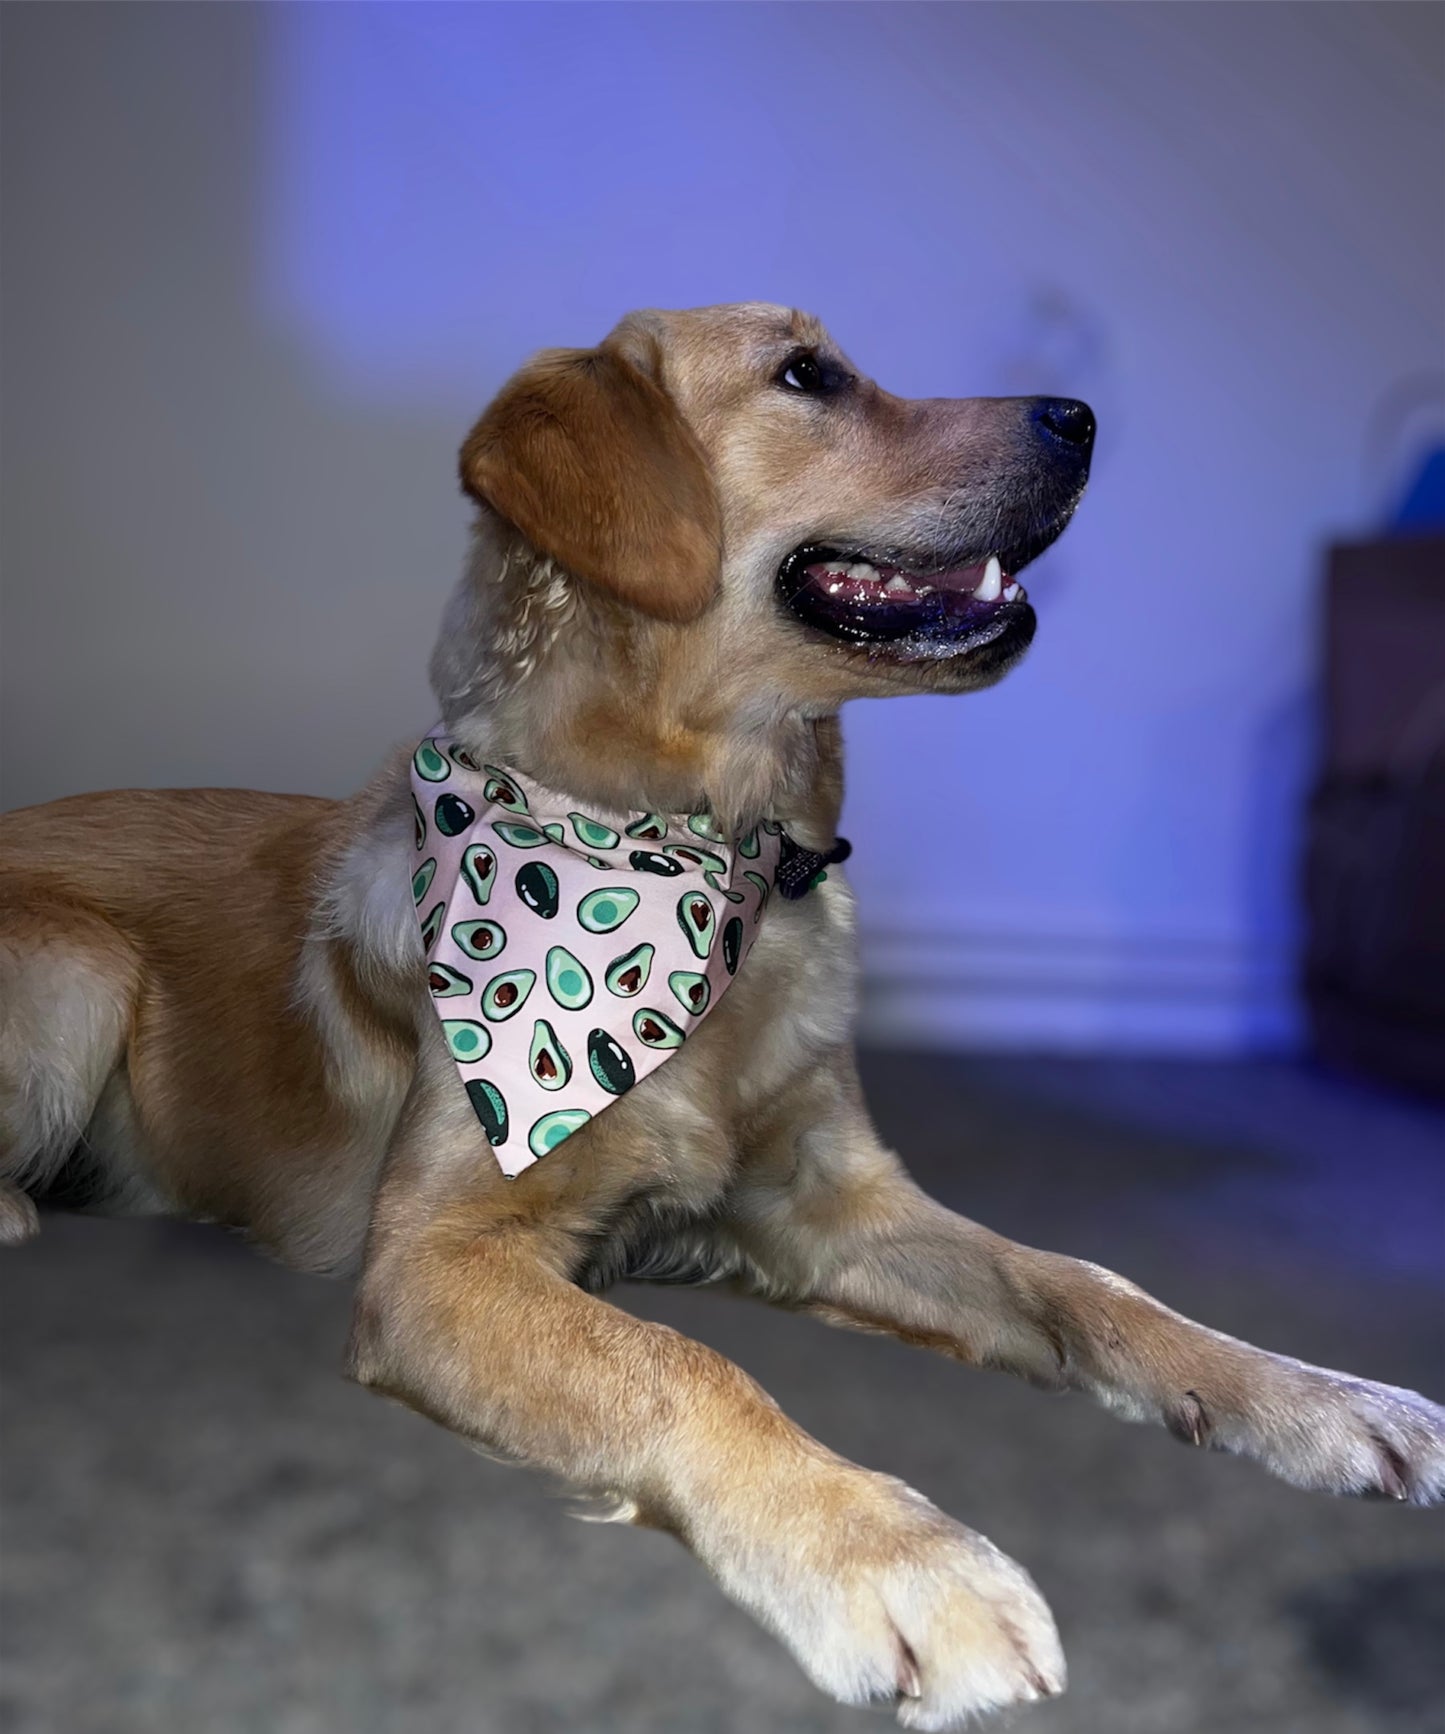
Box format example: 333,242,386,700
724,1060,1445,1505
345,1064,1064,1728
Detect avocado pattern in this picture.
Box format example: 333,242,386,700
409,729,794,1178
577,887,639,933
413,740,451,783
528,1108,591,1158
516,861,560,919
434,793,475,838
465,1079,508,1146
668,970,710,1015
419,902,445,953
545,946,593,1010
451,919,506,962
481,968,535,1021
604,942,654,997
528,1019,571,1090
427,961,472,998
722,917,745,976
443,1020,492,1063
676,891,717,959
587,1029,635,1095
412,858,437,904
633,1007,685,1049
571,813,621,850
460,844,496,904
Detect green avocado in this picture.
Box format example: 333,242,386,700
451,919,506,963
448,743,482,772
668,970,710,1016
492,820,546,848
460,844,497,904
427,961,472,998
442,1020,492,1063
465,1078,508,1146
545,945,593,1010
738,828,760,859
664,843,727,875
676,891,717,959
633,1007,685,1049
604,942,654,997
528,1108,590,1158
587,1029,635,1095
687,813,725,842
570,813,621,850
624,814,668,841
577,887,640,933
583,855,608,870
413,740,450,783
483,766,528,813
412,794,426,851
528,1019,572,1091
709,875,745,903
515,861,559,918
722,916,745,976
412,858,437,905
480,968,535,1021
543,822,566,845
418,902,445,952
434,793,476,838
743,870,771,919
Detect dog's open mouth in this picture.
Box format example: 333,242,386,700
776,544,1037,663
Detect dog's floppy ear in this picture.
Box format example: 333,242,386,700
459,333,721,623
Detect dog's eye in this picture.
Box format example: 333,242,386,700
778,353,827,394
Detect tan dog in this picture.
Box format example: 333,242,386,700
2,303,1441,1729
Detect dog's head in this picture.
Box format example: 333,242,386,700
442,303,1092,809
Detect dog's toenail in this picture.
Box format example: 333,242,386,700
1372,1438,1411,1501
1166,1391,1211,1448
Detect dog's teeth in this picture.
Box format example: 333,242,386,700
848,562,878,582
1002,580,1020,602
975,554,1003,603
884,576,912,595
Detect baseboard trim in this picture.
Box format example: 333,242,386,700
857,925,1300,1054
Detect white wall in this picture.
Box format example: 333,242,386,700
3,3,1441,1052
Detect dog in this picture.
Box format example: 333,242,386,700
2,302,1441,1729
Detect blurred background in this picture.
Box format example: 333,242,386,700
2,5,1442,1733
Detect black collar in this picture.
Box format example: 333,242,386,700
776,833,852,900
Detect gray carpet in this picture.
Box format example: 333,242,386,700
3,1055,1443,1734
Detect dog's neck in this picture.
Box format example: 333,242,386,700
430,529,846,845
444,689,841,846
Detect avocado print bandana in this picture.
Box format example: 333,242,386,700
410,729,787,1177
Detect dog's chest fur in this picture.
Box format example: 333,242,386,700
329,779,860,1277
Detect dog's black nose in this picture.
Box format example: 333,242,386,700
1032,398,1096,454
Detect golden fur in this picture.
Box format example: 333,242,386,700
3,303,1441,1728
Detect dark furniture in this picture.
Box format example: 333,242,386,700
1304,535,1445,1097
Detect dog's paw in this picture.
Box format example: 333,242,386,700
696,1464,1063,1728
1168,1356,1445,1506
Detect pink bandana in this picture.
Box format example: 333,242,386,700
410,730,783,1176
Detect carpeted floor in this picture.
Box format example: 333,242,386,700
2,1055,1443,1734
